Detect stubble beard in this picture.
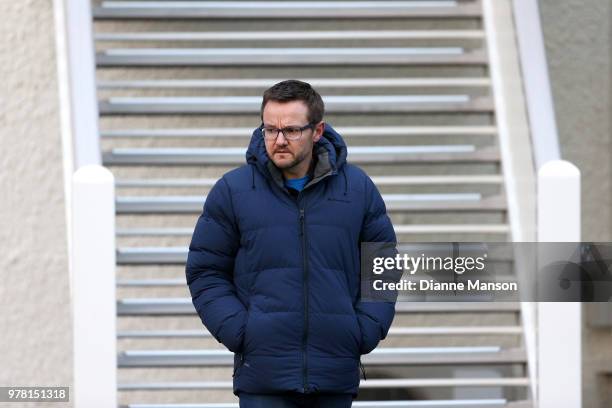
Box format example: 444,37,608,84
272,144,312,171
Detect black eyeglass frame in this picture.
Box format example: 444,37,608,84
259,122,316,141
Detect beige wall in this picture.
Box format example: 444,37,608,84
539,1,612,407
539,0,612,242
0,1,72,407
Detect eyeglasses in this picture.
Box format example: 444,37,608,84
260,123,315,141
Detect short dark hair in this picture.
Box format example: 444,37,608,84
260,79,325,124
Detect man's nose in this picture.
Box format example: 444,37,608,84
274,131,288,146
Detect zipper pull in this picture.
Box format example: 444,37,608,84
359,359,367,381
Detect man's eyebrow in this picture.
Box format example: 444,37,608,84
262,123,301,128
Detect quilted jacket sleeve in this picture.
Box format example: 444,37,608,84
185,177,247,353
355,175,399,355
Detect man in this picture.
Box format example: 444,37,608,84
186,80,397,408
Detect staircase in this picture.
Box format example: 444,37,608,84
91,0,533,406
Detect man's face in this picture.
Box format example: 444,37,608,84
262,100,323,171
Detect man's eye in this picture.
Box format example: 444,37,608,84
285,128,300,134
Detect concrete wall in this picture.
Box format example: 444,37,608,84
538,1,612,407
0,1,72,407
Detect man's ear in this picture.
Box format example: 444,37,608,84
313,121,324,142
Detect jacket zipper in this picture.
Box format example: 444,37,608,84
299,206,309,393
282,176,332,394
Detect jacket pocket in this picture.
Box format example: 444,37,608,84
232,352,245,378
355,312,382,355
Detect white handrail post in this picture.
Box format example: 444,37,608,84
537,160,581,408
54,0,101,285
72,165,116,408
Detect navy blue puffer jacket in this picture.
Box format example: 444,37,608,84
186,123,397,397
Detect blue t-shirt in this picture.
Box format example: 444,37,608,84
284,175,310,192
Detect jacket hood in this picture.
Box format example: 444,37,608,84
246,123,348,186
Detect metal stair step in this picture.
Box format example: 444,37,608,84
95,30,486,43
119,400,532,408
94,1,483,20
114,223,509,238
102,146,499,165
115,175,504,188
117,347,526,367
98,77,490,90
116,297,521,315
101,126,498,138
394,302,520,313
115,193,506,213
117,377,528,390
116,326,522,337
99,95,492,114
394,224,510,234
117,246,187,264
96,48,487,66
115,240,509,265
116,241,515,266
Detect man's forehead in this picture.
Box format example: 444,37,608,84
262,100,308,125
